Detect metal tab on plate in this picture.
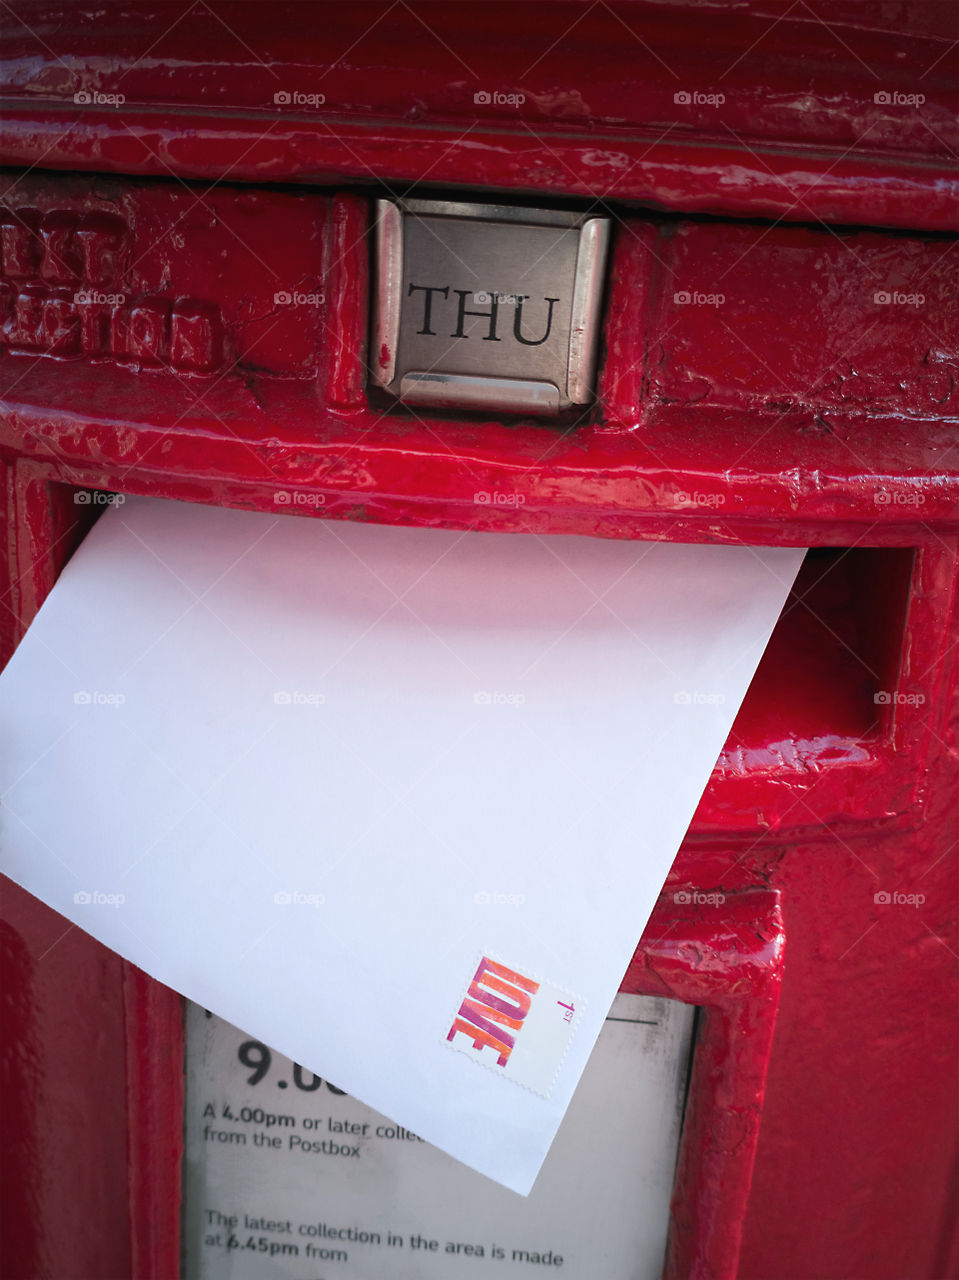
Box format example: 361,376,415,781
371,198,609,414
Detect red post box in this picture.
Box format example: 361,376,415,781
1,4,956,1278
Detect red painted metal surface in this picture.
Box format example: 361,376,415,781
0,4,957,1279
0,3,957,231
0,878,133,1280
625,889,786,1279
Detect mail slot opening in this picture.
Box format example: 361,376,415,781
51,490,915,781
727,546,916,760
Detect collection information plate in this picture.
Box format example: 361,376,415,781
183,994,695,1279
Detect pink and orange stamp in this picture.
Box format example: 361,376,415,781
446,954,583,1097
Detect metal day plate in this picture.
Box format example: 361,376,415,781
371,199,609,414
182,993,694,1279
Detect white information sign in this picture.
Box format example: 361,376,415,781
183,994,695,1279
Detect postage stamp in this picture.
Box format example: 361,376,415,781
445,954,584,1098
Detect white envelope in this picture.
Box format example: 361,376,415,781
0,497,803,1193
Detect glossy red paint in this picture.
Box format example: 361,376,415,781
0,3,957,231
625,889,786,1279
0,5,957,1279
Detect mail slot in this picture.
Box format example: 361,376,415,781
1,4,957,1280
